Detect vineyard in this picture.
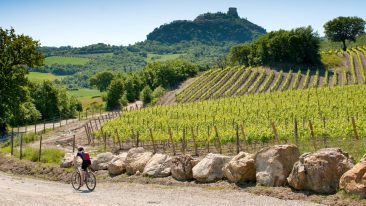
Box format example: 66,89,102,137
96,84,366,160
174,46,366,103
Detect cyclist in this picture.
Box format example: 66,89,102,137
74,146,91,186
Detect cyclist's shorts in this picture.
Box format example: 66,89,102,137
81,160,91,171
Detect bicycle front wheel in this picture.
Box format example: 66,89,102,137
71,171,81,190
85,172,96,191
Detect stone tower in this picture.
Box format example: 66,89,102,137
227,7,238,17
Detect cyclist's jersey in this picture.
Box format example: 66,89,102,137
77,151,90,161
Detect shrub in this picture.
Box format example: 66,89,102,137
119,92,128,107
140,86,153,105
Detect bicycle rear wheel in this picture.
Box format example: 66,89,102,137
71,171,81,190
85,172,96,191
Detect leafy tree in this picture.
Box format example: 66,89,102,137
152,86,166,99
143,60,199,88
214,56,229,69
124,74,144,102
11,101,41,126
0,28,43,135
106,78,125,110
324,16,365,51
151,86,166,105
90,71,115,92
228,44,251,66
74,100,83,112
119,93,128,107
30,81,81,120
140,86,153,105
31,81,60,119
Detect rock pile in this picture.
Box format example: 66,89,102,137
59,145,366,198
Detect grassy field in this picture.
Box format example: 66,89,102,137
147,53,184,63
27,72,68,82
45,56,90,65
27,73,104,109
67,88,104,109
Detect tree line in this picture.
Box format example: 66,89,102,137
228,26,321,67
90,60,202,110
228,16,365,68
0,28,82,136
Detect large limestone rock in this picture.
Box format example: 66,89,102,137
60,153,74,168
143,154,172,177
91,152,115,171
340,159,366,198
125,147,153,175
288,148,354,194
223,152,256,183
171,154,197,181
255,144,300,186
108,153,128,175
192,153,231,183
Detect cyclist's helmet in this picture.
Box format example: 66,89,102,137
78,147,84,152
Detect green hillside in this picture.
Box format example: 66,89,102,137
27,72,67,82
44,56,90,65
67,88,104,109
146,53,185,63
147,8,266,44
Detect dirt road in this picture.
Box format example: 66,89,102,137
0,173,323,206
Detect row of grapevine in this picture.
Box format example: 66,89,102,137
342,68,348,86
258,70,275,93
353,48,366,84
280,70,292,91
322,70,329,87
247,70,266,94
302,69,310,89
312,70,319,88
332,71,338,87
269,70,283,92
292,70,302,90
348,49,358,84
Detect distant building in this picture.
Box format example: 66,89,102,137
227,7,238,18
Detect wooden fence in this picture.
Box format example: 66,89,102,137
83,116,365,158
4,110,121,161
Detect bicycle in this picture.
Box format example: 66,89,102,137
71,165,96,191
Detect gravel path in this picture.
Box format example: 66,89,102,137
0,173,324,206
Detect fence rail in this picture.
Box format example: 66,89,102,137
2,110,122,161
